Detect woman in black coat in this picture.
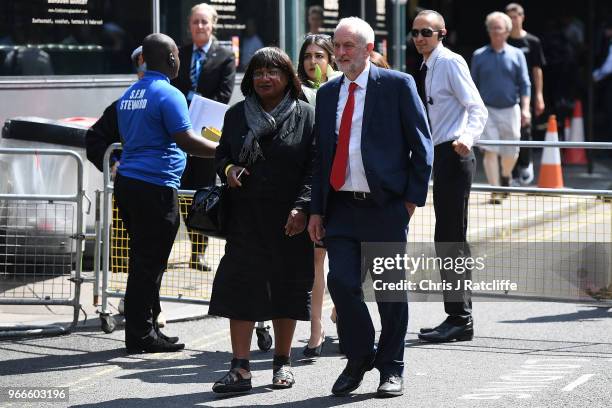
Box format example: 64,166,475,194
210,47,315,394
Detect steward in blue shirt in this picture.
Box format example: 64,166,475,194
114,33,217,354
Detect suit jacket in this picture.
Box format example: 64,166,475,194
171,38,236,104
173,38,236,190
311,64,433,216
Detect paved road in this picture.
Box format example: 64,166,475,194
0,299,610,408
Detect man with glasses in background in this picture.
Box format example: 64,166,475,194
411,10,487,343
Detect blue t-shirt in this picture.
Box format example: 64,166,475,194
116,70,191,189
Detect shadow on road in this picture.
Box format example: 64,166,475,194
70,390,375,408
499,306,611,323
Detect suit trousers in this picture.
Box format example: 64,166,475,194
114,174,180,336
433,141,475,324
325,192,409,377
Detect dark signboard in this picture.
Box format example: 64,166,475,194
0,0,152,75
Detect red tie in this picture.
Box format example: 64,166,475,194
330,82,358,191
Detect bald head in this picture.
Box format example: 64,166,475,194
142,33,180,78
415,10,446,30
412,10,447,58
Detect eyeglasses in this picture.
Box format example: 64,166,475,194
410,28,441,38
253,68,282,80
304,33,332,40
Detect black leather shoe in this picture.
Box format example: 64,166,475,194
158,331,179,344
419,322,444,334
153,320,179,344
303,333,325,359
377,375,403,398
125,331,185,353
418,320,473,343
190,254,212,271
421,318,471,334
331,356,375,396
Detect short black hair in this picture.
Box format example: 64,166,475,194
297,34,336,86
142,33,175,72
241,47,301,99
308,5,323,18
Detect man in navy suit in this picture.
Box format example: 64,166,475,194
308,17,433,398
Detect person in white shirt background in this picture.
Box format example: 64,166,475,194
412,9,488,343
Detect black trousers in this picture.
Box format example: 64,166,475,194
433,141,474,324
512,123,533,176
114,174,180,336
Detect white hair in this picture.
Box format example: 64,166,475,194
485,11,512,33
190,3,218,25
335,17,375,45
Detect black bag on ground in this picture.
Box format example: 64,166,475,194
186,185,227,239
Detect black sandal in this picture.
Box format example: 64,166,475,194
272,355,295,389
212,358,252,394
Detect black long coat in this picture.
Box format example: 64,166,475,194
208,99,315,322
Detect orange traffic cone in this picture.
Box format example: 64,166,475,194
563,100,588,165
538,115,564,188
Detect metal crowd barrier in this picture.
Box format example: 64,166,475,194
0,148,86,337
410,139,612,306
94,140,612,334
95,144,224,333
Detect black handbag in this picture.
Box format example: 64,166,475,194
186,184,228,239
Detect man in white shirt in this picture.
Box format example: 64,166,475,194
412,10,488,343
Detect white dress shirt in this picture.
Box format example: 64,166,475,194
335,61,371,192
593,43,612,82
423,43,487,148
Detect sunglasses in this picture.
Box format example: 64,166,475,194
304,33,332,40
410,28,441,38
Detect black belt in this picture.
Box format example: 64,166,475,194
335,190,373,201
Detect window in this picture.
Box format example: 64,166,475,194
160,0,280,72
304,0,394,66
0,0,152,76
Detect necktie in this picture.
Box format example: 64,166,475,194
190,48,205,90
330,82,358,191
417,63,428,108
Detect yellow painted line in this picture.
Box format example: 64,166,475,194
62,325,232,393
61,299,337,394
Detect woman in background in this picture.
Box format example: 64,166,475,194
297,33,338,359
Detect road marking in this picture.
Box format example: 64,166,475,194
62,325,233,392
561,374,595,391
62,300,338,394
459,358,589,400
